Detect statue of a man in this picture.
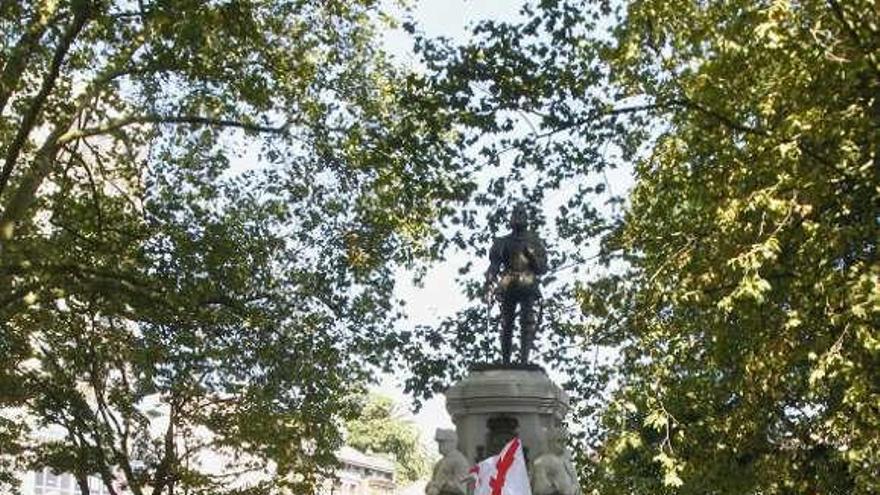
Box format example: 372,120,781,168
484,204,548,364
531,425,580,495
425,429,470,495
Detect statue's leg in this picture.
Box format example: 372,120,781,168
500,299,516,364
519,295,538,364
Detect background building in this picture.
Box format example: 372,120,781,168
325,446,396,495
13,446,400,495
16,468,115,495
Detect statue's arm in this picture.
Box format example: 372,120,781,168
483,238,503,300
436,457,470,494
563,453,581,495
530,457,551,494
485,238,502,281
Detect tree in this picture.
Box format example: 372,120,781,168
397,0,880,493
0,1,473,493
345,394,429,484
592,0,880,492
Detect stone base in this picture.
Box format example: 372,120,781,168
445,366,569,464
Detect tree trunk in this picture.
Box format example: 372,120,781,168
76,472,91,495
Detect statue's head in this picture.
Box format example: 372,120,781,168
538,423,566,455
435,428,458,455
549,424,567,454
510,205,528,233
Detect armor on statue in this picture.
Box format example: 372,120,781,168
484,205,548,364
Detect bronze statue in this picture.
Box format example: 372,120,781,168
484,205,548,364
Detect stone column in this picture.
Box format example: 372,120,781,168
444,365,569,464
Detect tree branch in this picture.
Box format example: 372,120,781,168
673,96,768,135
86,335,126,444
533,102,679,139
826,0,876,72
151,400,176,495
0,128,65,240
69,148,106,235
75,473,91,495
0,285,38,312
40,346,121,495
0,3,93,198
0,0,63,114
79,139,144,215
60,115,291,144
0,28,147,244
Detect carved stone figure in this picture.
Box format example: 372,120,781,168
426,429,470,495
531,425,580,495
484,204,548,364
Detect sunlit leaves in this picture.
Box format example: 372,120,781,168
591,0,880,492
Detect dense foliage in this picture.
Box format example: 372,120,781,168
596,0,879,492
0,1,471,493
399,0,879,493
345,394,429,484
3,0,877,493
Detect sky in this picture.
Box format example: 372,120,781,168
382,0,524,62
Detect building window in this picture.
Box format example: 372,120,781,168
32,468,111,495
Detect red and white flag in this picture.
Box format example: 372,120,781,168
469,437,532,495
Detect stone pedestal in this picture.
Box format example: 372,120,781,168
445,365,569,464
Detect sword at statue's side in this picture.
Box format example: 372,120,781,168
482,278,494,337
